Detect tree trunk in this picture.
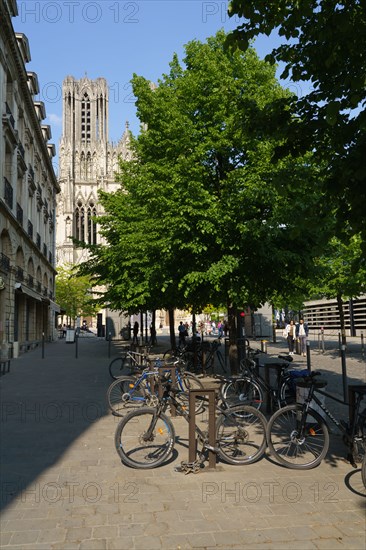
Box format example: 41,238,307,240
168,308,176,349
227,304,238,375
336,294,347,346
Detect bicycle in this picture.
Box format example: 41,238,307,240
266,371,366,474
109,346,152,379
114,374,268,469
219,347,300,413
107,361,205,416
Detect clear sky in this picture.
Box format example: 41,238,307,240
13,0,306,174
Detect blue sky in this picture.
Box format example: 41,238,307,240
14,1,307,174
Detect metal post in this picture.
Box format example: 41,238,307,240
108,332,112,358
361,331,364,359
338,331,342,356
75,331,78,359
340,345,347,402
188,388,216,468
306,340,311,372
42,332,45,359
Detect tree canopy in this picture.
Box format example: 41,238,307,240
55,266,99,322
226,0,366,248
77,31,330,321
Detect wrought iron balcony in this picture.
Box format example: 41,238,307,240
16,203,23,225
4,177,13,209
27,220,33,239
5,102,15,128
15,266,24,281
0,252,10,272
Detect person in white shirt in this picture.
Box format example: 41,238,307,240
283,320,296,355
296,319,309,356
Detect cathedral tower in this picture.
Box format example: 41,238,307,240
56,76,130,265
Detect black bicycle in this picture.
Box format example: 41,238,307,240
109,346,152,379
114,375,267,469
266,371,366,475
219,347,299,413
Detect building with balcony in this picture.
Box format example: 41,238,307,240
0,0,60,358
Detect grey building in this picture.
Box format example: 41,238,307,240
0,0,60,359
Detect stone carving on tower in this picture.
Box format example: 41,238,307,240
56,76,131,265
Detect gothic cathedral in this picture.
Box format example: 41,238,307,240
56,76,131,265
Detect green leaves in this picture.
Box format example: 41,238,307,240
227,0,366,244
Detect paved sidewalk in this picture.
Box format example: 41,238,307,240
0,335,365,549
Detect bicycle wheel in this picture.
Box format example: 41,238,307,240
109,353,131,379
280,378,296,406
216,405,267,465
177,372,205,414
267,404,329,469
114,407,175,469
221,377,263,410
107,376,147,416
361,453,366,490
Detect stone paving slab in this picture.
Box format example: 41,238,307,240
0,335,365,549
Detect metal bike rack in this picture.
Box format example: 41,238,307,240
188,388,216,469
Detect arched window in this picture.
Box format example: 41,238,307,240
87,201,97,244
74,201,85,242
81,92,91,143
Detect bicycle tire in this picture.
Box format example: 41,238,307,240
114,407,175,469
267,404,329,469
361,453,366,490
177,372,205,414
216,404,267,465
107,376,147,416
109,354,131,379
221,378,263,410
280,378,296,406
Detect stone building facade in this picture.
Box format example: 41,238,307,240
56,75,131,335
0,0,59,359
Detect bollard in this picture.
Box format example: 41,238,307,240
340,345,347,403
338,331,342,356
306,340,311,372
75,331,78,359
361,331,364,359
108,332,112,358
42,332,45,359
261,340,268,353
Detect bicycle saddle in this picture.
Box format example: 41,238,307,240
296,377,328,389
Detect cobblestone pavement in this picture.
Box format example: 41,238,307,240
0,333,365,549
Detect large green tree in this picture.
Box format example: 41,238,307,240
78,31,330,368
226,0,366,247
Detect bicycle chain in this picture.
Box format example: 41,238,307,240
179,460,202,474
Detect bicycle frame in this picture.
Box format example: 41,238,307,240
240,357,292,409
300,385,365,440
296,382,366,467
121,365,195,403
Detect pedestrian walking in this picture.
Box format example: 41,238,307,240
296,318,309,356
132,321,139,345
283,320,296,355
